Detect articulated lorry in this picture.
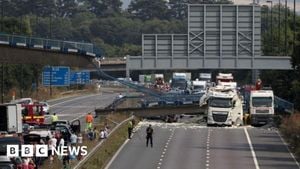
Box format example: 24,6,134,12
200,73,243,126
205,87,243,126
249,90,274,125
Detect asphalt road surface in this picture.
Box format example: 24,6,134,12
107,121,300,169
45,93,117,130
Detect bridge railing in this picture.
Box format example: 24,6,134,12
0,33,102,57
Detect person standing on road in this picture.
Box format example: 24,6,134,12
51,113,58,124
85,112,94,130
128,120,133,139
146,124,153,147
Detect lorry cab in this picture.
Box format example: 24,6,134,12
192,80,207,94
250,90,274,125
206,89,243,126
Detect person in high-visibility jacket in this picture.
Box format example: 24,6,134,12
51,113,58,124
85,112,94,130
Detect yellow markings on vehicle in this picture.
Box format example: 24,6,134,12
23,116,44,119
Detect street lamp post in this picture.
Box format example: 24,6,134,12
285,0,288,55
1,0,4,32
293,0,296,52
267,0,273,55
1,64,4,103
278,0,281,55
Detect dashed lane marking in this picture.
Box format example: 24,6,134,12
206,128,211,169
156,129,175,169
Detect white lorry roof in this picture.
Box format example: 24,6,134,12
199,73,211,79
211,91,234,98
154,74,164,78
173,73,187,78
218,82,237,89
193,80,206,86
216,73,234,80
251,90,274,97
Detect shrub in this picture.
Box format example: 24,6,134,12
280,113,300,157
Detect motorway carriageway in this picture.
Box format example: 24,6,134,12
45,93,118,130
106,121,300,169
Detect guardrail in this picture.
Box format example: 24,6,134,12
0,33,102,57
274,96,294,114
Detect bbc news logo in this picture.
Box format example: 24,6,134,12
7,145,88,157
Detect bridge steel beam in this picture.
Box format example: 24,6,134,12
0,45,94,68
95,105,205,117
128,55,292,70
127,4,292,71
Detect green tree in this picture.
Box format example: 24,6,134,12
128,0,169,20
85,0,122,17
89,17,142,46
55,0,79,18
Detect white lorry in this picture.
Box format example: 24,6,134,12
0,104,23,133
249,90,274,125
205,87,243,126
199,73,212,82
169,72,191,94
192,80,207,94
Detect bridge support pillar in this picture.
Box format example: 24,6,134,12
251,69,260,83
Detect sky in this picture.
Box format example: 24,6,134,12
234,0,300,12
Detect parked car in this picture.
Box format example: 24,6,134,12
0,156,15,169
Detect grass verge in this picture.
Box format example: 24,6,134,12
80,119,129,169
280,113,300,160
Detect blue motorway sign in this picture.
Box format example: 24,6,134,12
42,66,70,86
70,71,90,84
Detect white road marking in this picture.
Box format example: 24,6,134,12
244,128,260,169
156,129,175,169
206,128,211,169
104,138,129,169
276,131,300,169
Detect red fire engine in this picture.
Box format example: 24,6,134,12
22,103,45,125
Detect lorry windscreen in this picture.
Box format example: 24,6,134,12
171,79,187,90
194,85,204,90
252,97,272,107
209,98,232,108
